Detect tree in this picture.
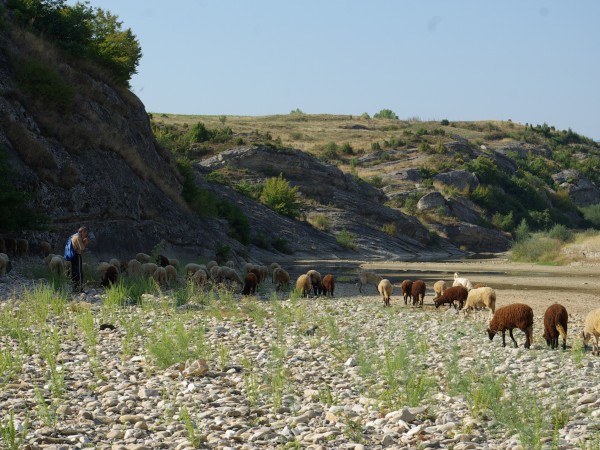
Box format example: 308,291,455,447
373,109,398,120
260,174,301,218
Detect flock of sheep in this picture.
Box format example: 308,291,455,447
356,270,600,355
3,235,600,355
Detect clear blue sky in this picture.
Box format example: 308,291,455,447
81,0,600,140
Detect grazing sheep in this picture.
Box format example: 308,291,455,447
165,265,178,286
378,279,393,307
39,241,51,257
49,255,64,276
258,265,268,283
543,303,568,350
101,265,119,287
225,260,235,269
464,287,496,318
143,262,158,278
185,263,205,278
410,280,426,307
127,259,143,279
153,266,167,286
487,303,534,349
272,267,290,292
156,254,170,267
296,274,312,298
206,260,218,272
321,274,335,297
242,262,254,275
453,272,474,291
357,271,383,294
269,262,281,277
136,252,152,263
5,238,16,256
434,285,468,310
210,265,220,281
242,273,258,295
16,238,28,257
433,280,447,300
0,253,12,277
400,280,413,305
168,258,180,270
109,258,121,270
581,308,600,355
218,267,243,285
249,268,262,285
97,262,112,279
44,253,56,266
307,270,322,296
191,268,208,287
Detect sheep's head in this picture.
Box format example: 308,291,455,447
582,330,590,348
434,299,441,309
487,328,496,341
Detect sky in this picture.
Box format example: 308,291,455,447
79,0,600,140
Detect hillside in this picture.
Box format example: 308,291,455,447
2,1,600,264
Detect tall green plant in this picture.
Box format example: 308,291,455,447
260,174,301,218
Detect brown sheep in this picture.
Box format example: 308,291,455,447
242,272,258,295
249,268,262,285
357,271,382,294
168,258,180,270
153,266,167,286
400,280,413,305
434,285,468,310
296,274,312,298
165,265,178,286
307,269,322,296
410,280,426,307
487,303,534,349
127,259,143,279
0,253,12,277
101,265,119,287
543,303,568,350
378,279,393,307
191,268,208,287
321,274,335,297
273,268,290,292
156,254,170,267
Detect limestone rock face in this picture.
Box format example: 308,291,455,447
552,170,600,206
417,192,448,214
434,223,512,253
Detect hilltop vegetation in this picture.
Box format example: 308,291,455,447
151,111,600,252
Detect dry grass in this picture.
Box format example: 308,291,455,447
150,113,528,160
561,233,600,263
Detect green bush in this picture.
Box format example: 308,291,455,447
272,237,293,254
260,174,301,218
547,224,573,242
309,213,332,231
373,109,398,120
336,228,357,249
581,204,600,228
16,59,74,110
341,143,353,155
514,218,530,242
510,235,560,263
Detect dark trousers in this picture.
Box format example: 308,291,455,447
71,253,83,292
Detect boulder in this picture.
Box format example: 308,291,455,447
552,170,600,206
433,171,479,194
435,222,512,253
417,192,448,214
447,197,484,223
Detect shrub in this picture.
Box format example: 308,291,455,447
366,176,384,188
188,122,212,143
336,228,357,249
510,235,560,263
260,174,301,218
514,218,530,242
360,112,370,119
382,223,396,236
16,59,74,111
308,213,332,231
580,204,600,228
373,109,398,120
272,237,292,254
547,224,573,242
371,142,381,151
492,211,515,232
440,119,450,126
341,143,353,155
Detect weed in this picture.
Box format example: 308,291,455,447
336,228,357,249
0,411,29,450
179,406,205,448
34,386,57,427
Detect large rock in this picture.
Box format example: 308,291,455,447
552,170,600,206
447,197,484,223
433,171,479,194
417,192,448,214
434,222,512,253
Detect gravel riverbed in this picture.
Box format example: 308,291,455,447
1,260,600,450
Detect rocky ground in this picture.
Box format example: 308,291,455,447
1,256,600,450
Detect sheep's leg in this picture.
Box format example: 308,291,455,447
509,329,519,347
524,326,532,349
501,331,506,347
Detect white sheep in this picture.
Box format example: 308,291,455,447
453,272,474,291
433,280,447,300
463,286,496,318
218,266,243,285
185,263,205,278
356,271,383,294
206,260,218,272
378,279,393,307
49,255,64,276
225,260,235,269
269,262,281,277
44,253,56,266
135,252,152,263
191,268,208,287
127,259,143,278
0,253,12,277
143,262,158,278
582,308,600,355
